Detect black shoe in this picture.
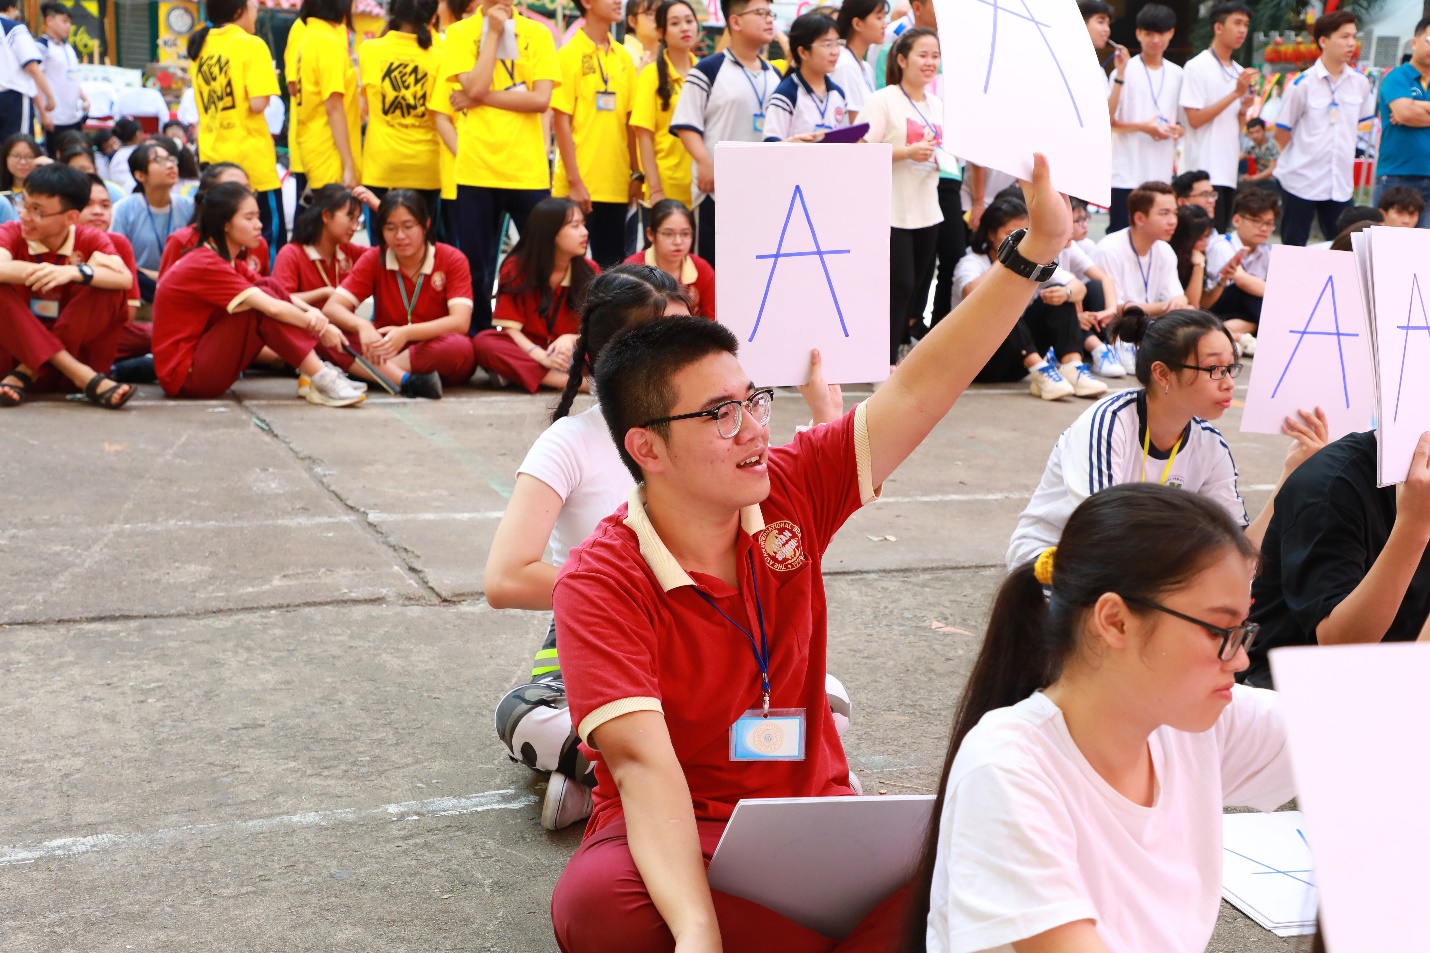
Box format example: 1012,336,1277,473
109,354,156,384
400,370,443,399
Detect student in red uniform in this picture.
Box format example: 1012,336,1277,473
547,155,1071,953
152,181,366,406
622,198,713,317
322,188,476,399
158,162,270,278
471,196,598,392
272,183,379,307
77,174,151,379
0,164,134,408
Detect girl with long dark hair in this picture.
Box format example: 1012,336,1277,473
631,0,699,209
294,0,361,189
151,182,365,406
158,162,270,278
762,11,848,141
910,483,1295,953
622,199,714,317
272,184,378,307
831,0,885,121
1170,205,1219,308
471,196,599,392
187,0,287,253
321,188,476,399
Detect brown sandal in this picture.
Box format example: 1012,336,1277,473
84,373,135,410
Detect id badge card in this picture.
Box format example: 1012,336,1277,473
935,148,961,177
596,90,617,112
729,707,806,762
30,298,58,320
1329,102,1340,125
505,80,528,92
752,112,765,134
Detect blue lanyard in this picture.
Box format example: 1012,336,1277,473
593,43,610,92
1216,53,1240,81
1325,71,1345,107
1141,58,1167,120
500,59,518,88
395,265,426,324
1130,231,1152,302
797,72,831,127
899,83,938,139
692,550,772,714
734,51,770,113
145,200,173,259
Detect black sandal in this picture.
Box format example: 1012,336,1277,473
84,373,135,410
0,369,31,407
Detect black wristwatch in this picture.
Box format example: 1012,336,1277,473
997,228,1059,281
630,170,646,183
75,262,94,285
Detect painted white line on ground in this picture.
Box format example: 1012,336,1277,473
0,788,537,867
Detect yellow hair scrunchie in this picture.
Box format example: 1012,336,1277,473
1034,547,1057,586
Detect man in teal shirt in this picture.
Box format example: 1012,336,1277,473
1377,15,1430,226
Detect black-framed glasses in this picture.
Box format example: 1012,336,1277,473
1123,596,1259,662
641,387,775,439
735,7,775,18
1168,361,1243,380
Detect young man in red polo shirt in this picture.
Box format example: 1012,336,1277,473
0,163,135,408
549,155,1072,953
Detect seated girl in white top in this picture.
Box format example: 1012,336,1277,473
915,482,1295,953
484,264,847,831
1006,308,1328,569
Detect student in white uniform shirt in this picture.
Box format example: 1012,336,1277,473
1107,4,1182,234
1095,182,1186,311
36,3,87,156
831,0,884,122
1203,186,1278,352
762,12,848,141
1272,10,1374,247
913,480,1296,953
1172,169,1221,242
1178,0,1257,232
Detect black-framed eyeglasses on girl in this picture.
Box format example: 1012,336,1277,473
1122,595,1259,662
1168,361,1243,380
641,387,775,440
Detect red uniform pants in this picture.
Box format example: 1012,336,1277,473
322,329,476,386
116,320,152,361
550,817,908,953
170,312,318,398
470,328,550,393
0,284,127,390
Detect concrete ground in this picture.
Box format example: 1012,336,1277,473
1,366,1299,952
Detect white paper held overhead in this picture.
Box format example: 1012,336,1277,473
1364,226,1430,484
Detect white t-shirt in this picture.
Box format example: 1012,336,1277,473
515,405,634,567
925,686,1294,953
860,84,944,230
0,18,41,99
1204,230,1269,291
1006,388,1249,569
669,50,779,207
951,248,1072,306
1110,55,1183,189
1094,228,1182,307
1058,241,1096,283
763,72,848,141
1178,49,1244,188
1272,59,1374,203
831,45,875,114
36,35,83,125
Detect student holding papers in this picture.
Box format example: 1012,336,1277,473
913,482,1296,953
549,155,1072,953
1107,4,1183,234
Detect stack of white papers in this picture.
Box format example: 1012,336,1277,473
1221,811,1317,937
1351,226,1430,485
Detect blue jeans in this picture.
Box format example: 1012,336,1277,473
1375,175,1430,228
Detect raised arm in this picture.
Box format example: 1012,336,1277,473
484,474,563,609
863,154,1071,487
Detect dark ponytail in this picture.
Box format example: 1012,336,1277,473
388,0,439,48
552,263,691,422
654,0,697,111
187,0,249,60
188,161,248,224
1107,307,1236,387
292,183,363,245
786,11,836,76
195,182,257,262
885,25,937,86
903,483,1258,952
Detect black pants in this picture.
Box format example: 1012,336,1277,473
694,197,716,266
1278,183,1349,248
46,119,87,157
930,178,967,326
455,185,548,334
255,188,287,262
1210,282,1262,326
0,90,30,139
1213,185,1236,233
363,186,441,246
584,201,627,270
1084,280,1106,314
974,299,1083,383
1108,187,1133,234
889,224,940,363
437,195,459,248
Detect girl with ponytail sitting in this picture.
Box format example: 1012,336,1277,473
912,483,1294,953
158,162,270,278
272,184,379,308
1006,307,1329,570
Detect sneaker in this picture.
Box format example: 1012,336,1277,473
848,770,863,796
302,365,365,407
400,370,443,400
1028,362,1074,401
540,770,593,831
1063,361,1109,398
1238,333,1257,358
1091,345,1126,379
298,362,367,398
1114,339,1138,375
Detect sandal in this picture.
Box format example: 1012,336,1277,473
0,369,31,407
84,373,135,410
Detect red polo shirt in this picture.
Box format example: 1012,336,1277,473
0,222,128,310
151,246,268,394
623,248,717,319
333,243,474,329
554,404,880,836
158,224,269,278
271,241,366,294
491,256,598,347
108,232,142,309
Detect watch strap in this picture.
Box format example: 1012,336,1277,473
997,228,1059,282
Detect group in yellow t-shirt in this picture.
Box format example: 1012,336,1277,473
551,28,637,206
631,49,698,208
294,16,361,189
282,17,305,178
191,24,281,193
358,29,442,191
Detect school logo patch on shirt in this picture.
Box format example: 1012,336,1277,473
581,53,596,76
759,520,806,572
432,270,445,291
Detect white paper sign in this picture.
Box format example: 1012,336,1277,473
714,143,892,387
1270,644,1430,953
1241,245,1374,440
1366,226,1430,484
934,0,1112,206
1221,811,1318,937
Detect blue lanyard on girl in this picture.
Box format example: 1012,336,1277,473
798,72,832,129
899,83,940,143
1130,231,1152,302
146,200,173,258
692,550,773,716
396,265,425,324
1142,58,1167,122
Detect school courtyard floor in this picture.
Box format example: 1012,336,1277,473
2,368,1298,952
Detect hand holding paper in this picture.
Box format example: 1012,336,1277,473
1394,432,1430,538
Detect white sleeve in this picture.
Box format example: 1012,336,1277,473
1216,686,1296,812
1204,237,1234,289
1059,242,1094,281
8,25,40,67
762,90,793,142
1155,243,1183,302
516,421,583,502
934,763,1099,953
1094,240,1131,306
1178,57,1206,110
1062,398,1134,500
1194,424,1250,527
861,90,889,144
950,251,988,305
833,51,866,112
